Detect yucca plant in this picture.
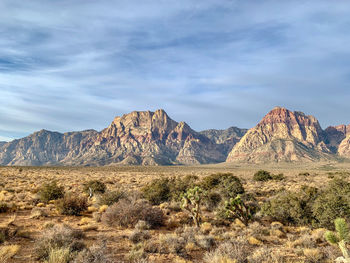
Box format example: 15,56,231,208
224,194,253,226
325,218,350,262
181,186,205,227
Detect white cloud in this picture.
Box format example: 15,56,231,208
0,0,349,138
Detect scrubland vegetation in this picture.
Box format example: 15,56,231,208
0,164,350,262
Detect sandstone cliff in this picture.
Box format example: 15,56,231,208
226,107,333,163
0,110,226,166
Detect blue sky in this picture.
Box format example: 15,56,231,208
1,0,350,141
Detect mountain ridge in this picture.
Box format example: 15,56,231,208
0,107,349,166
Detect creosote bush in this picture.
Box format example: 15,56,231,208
38,181,65,203
201,173,244,199
253,170,272,182
312,178,350,228
83,180,106,196
141,175,198,205
141,178,171,205
261,186,318,226
56,195,88,216
102,199,164,228
98,190,125,206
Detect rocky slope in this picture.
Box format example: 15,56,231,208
200,127,247,155
226,107,333,163
0,110,226,166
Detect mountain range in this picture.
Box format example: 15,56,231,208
0,107,349,166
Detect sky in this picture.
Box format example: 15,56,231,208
1,0,350,141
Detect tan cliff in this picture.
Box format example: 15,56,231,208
226,107,333,163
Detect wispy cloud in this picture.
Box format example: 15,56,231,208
0,0,350,141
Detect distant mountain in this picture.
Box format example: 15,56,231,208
226,107,333,163
0,109,226,166
200,127,247,155
1,107,350,166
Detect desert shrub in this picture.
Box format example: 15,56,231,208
262,186,318,225
38,181,65,203
0,203,9,213
56,195,88,216
129,230,151,244
205,191,222,210
35,224,85,261
141,178,171,205
312,178,350,228
169,175,198,201
98,190,125,206
253,170,272,181
101,199,164,228
142,175,198,205
73,242,112,263
201,173,244,199
271,173,285,181
220,174,245,198
45,247,71,263
203,240,249,263
83,180,106,195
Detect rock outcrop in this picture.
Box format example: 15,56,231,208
226,107,333,163
200,127,247,155
0,109,226,166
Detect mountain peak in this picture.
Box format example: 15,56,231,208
227,107,329,163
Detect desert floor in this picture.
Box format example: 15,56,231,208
0,161,349,262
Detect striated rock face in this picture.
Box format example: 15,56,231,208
324,125,350,153
226,107,332,163
200,127,248,155
0,130,98,166
0,109,226,166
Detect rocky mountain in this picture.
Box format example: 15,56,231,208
0,109,226,166
323,124,350,153
226,107,333,163
200,127,247,155
1,107,350,166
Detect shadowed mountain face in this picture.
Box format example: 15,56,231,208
0,109,227,166
200,127,248,155
226,107,334,163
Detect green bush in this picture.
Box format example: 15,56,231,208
261,186,318,225
141,178,171,205
200,173,244,199
253,170,272,181
38,181,65,203
98,190,125,206
83,180,106,195
271,173,285,181
205,192,222,210
142,175,198,205
312,178,350,228
0,202,9,213
169,175,198,201
56,195,88,216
